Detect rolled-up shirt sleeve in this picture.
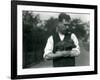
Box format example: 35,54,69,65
43,36,54,58
71,33,80,56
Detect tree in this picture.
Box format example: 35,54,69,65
70,18,89,40
45,17,58,36
23,11,48,68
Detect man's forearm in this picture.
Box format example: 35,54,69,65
44,51,70,60
44,52,62,60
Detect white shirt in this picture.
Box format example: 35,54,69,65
43,33,80,58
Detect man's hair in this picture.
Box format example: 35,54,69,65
58,13,71,22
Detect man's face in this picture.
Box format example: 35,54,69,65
62,19,70,29
57,19,70,34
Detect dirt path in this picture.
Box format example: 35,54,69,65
75,41,89,66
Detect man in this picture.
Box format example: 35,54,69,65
43,13,80,67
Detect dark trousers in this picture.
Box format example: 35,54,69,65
53,57,75,67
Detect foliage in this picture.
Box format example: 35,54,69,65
23,11,47,68
70,18,89,41
44,17,58,35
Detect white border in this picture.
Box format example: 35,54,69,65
17,5,95,75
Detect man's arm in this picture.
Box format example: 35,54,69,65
70,33,80,57
44,51,70,60
43,36,70,60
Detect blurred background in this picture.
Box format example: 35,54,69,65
22,11,90,68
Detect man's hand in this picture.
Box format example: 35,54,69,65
70,50,80,57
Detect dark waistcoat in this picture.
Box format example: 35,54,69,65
52,32,75,67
